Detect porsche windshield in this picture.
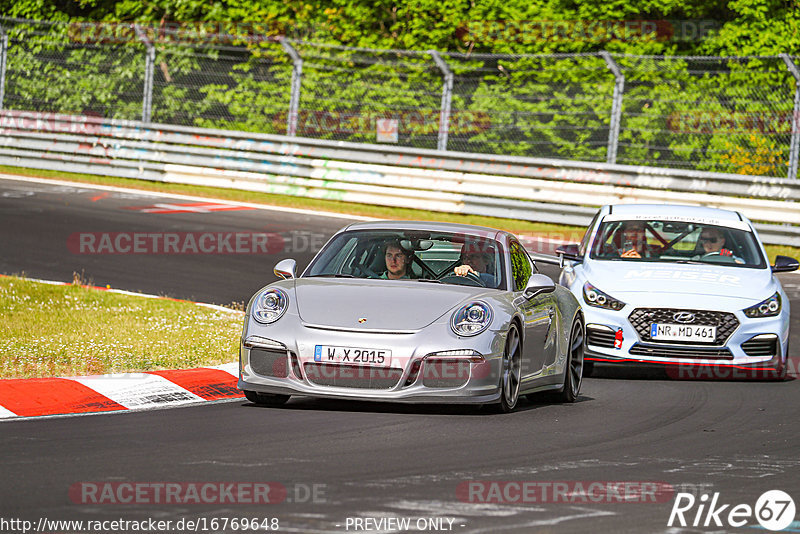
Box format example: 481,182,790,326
589,219,767,268
305,230,506,288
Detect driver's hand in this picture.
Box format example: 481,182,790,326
455,265,477,277
620,249,641,258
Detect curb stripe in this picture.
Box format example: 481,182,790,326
0,276,245,421
71,374,205,410
0,378,126,417
149,368,244,401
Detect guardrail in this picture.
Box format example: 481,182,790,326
1,110,799,247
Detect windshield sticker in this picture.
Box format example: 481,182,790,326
602,213,751,231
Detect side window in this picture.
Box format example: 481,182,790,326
509,240,532,291
579,212,600,256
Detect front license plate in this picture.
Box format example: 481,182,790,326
314,345,392,366
650,323,717,343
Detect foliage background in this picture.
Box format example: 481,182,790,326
0,0,798,176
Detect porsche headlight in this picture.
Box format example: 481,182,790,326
743,292,781,318
583,282,626,311
252,288,289,324
451,302,493,337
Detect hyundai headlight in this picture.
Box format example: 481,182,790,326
252,288,289,324
743,292,781,318
583,282,626,311
451,302,493,337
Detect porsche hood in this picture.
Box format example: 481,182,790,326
293,278,488,331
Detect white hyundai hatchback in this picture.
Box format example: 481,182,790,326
557,204,798,379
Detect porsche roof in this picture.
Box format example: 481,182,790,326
343,220,507,237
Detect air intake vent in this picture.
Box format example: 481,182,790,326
586,326,617,348
742,335,778,358
250,348,289,378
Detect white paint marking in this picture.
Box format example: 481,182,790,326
464,506,616,533
71,374,204,409
0,173,374,221
388,499,541,517
211,362,240,377
0,405,18,419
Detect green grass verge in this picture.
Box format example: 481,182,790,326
1,164,798,262
0,275,242,379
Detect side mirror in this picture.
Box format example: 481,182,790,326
555,243,583,268
772,255,799,273
523,273,556,300
274,259,297,280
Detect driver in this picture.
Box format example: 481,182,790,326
380,241,412,279
455,243,496,286
697,227,744,264
617,221,652,259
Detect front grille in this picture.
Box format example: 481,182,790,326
742,335,778,358
586,326,617,348
629,308,739,345
304,363,402,389
629,344,733,360
421,359,470,388
250,348,289,378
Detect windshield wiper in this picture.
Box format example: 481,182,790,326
674,260,704,265
416,278,442,283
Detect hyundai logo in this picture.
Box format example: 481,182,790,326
673,312,696,324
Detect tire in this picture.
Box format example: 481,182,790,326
243,390,291,406
774,341,788,381
494,323,522,413
556,317,584,403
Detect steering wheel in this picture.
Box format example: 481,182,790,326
701,252,722,260
439,271,486,287
354,264,381,279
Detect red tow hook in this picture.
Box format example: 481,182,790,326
614,328,624,349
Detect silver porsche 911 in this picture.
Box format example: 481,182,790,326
238,221,584,412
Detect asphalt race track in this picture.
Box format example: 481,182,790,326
2,175,800,533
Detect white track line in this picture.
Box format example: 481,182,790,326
0,173,375,221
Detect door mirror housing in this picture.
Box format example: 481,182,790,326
772,255,799,273
274,259,297,280
556,243,583,268
523,273,556,300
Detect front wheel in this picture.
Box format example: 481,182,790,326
494,324,522,413
556,317,584,403
243,390,290,406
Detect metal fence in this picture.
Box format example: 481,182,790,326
0,18,798,179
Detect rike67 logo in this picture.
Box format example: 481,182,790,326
668,490,796,531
